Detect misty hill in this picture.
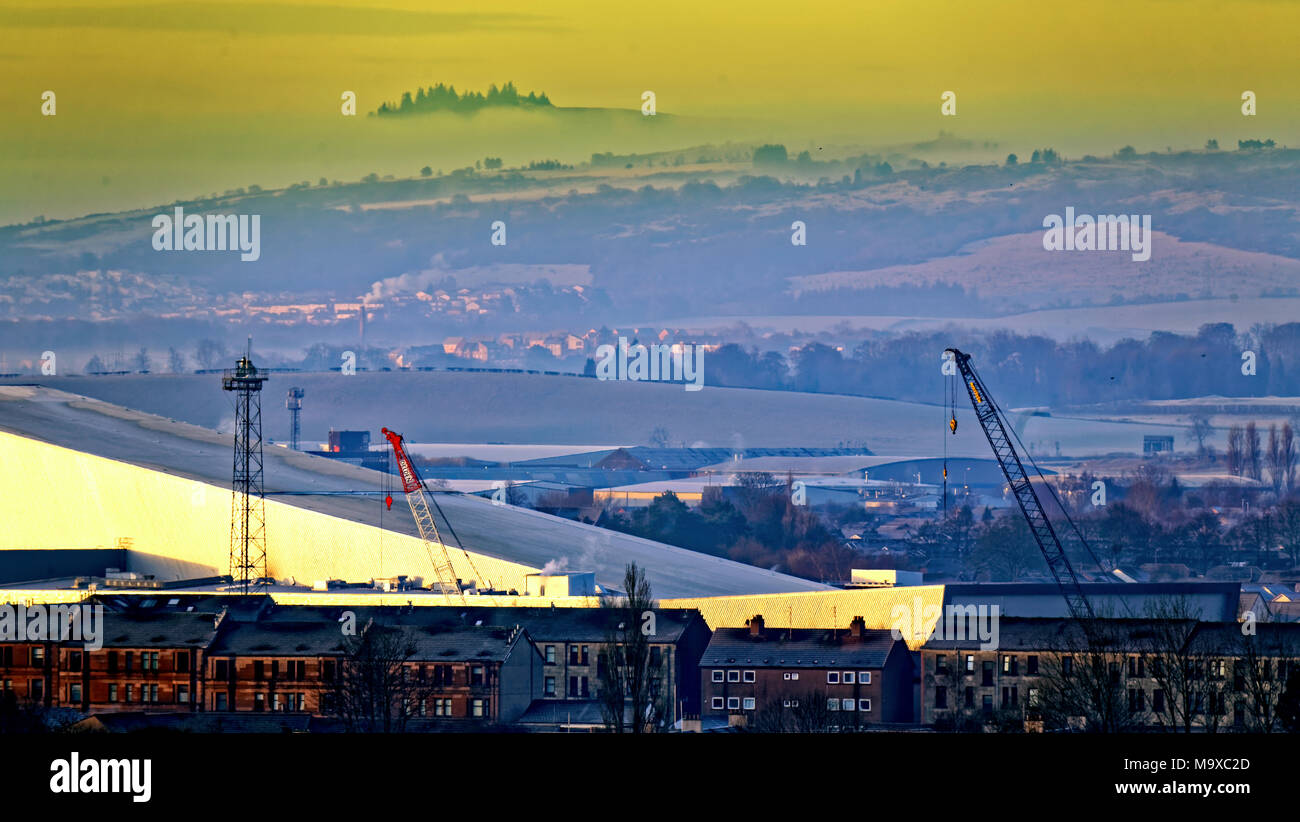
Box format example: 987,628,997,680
3,145,1299,350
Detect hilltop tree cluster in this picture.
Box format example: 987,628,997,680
375,82,552,116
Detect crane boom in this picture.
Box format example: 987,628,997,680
945,349,1095,623
381,427,465,602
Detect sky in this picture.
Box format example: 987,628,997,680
1,0,1298,223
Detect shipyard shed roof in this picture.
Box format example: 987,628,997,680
0,386,831,599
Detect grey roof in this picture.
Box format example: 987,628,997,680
94,611,223,649
701,627,898,669
207,618,351,657
0,387,830,599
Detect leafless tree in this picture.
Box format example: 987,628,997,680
1226,425,1245,476
597,563,668,733
1247,422,1263,482
330,621,433,733
1186,413,1214,459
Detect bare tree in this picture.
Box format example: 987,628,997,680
597,563,668,733
1283,423,1297,494
1034,621,1149,733
1186,413,1214,459
1247,422,1263,482
330,621,432,733
1268,424,1284,494
1233,626,1300,733
749,691,839,733
1226,425,1245,476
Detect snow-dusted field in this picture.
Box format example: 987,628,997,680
3,370,1198,458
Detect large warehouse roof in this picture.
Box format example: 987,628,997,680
0,386,829,599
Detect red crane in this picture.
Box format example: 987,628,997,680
381,427,485,601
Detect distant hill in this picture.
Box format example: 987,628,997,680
374,81,552,116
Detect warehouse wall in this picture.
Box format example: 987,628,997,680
0,430,537,591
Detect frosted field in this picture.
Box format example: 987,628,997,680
2,371,1196,458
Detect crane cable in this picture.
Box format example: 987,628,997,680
426,491,491,592
973,370,1108,577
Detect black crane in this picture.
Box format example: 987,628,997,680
945,348,1097,624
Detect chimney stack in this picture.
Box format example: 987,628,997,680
748,614,765,638
849,615,866,639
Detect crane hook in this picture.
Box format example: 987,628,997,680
949,415,958,434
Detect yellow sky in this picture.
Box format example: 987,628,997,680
1,0,1297,222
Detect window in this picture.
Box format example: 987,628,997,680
935,686,948,709
727,670,740,683
981,694,993,717
981,660,994,686
1062,656,1073,677
711,697,724,710
214,692,227,711
434,698,452,717
726,697,739,710
712,670,724,683
742,697,755,710
935,654,948,674
123,684,132,702
471,698,487,718
470,666,484,686
143,652,159,672
1128,689,1145,712
843,672,855,684
569,645,580,665
254,660,265,681
31,647,45,666
146,684,158,703
790,672,799,681
108,684,118,702
964,686,974,708
827,698,840,711
1001,686,1017,708
175,651,190,673
1027,655,1039,676
827,671,840,684
742,670,755,683
964,654,974,673
580,646,589,665
272,693,282,711
0,647,10,667
860,672,871,685
1028,688,1040,707
106,651,117,674
321,660,336,681
69,683,82,703
254,693,265,712
67,651,82,673
214,659,230,680
858,699,872,712
544,676,556,697
1002,655,1018,676
177,684,189,704
782,672,791,680
782,699,792,708
545,645,556,664
1153,689,1166,713
123,651,132,672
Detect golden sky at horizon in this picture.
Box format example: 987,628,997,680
1,0,1297,222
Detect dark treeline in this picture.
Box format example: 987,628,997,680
595,475,855,583
374,81,552,116
706,323,1300,406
